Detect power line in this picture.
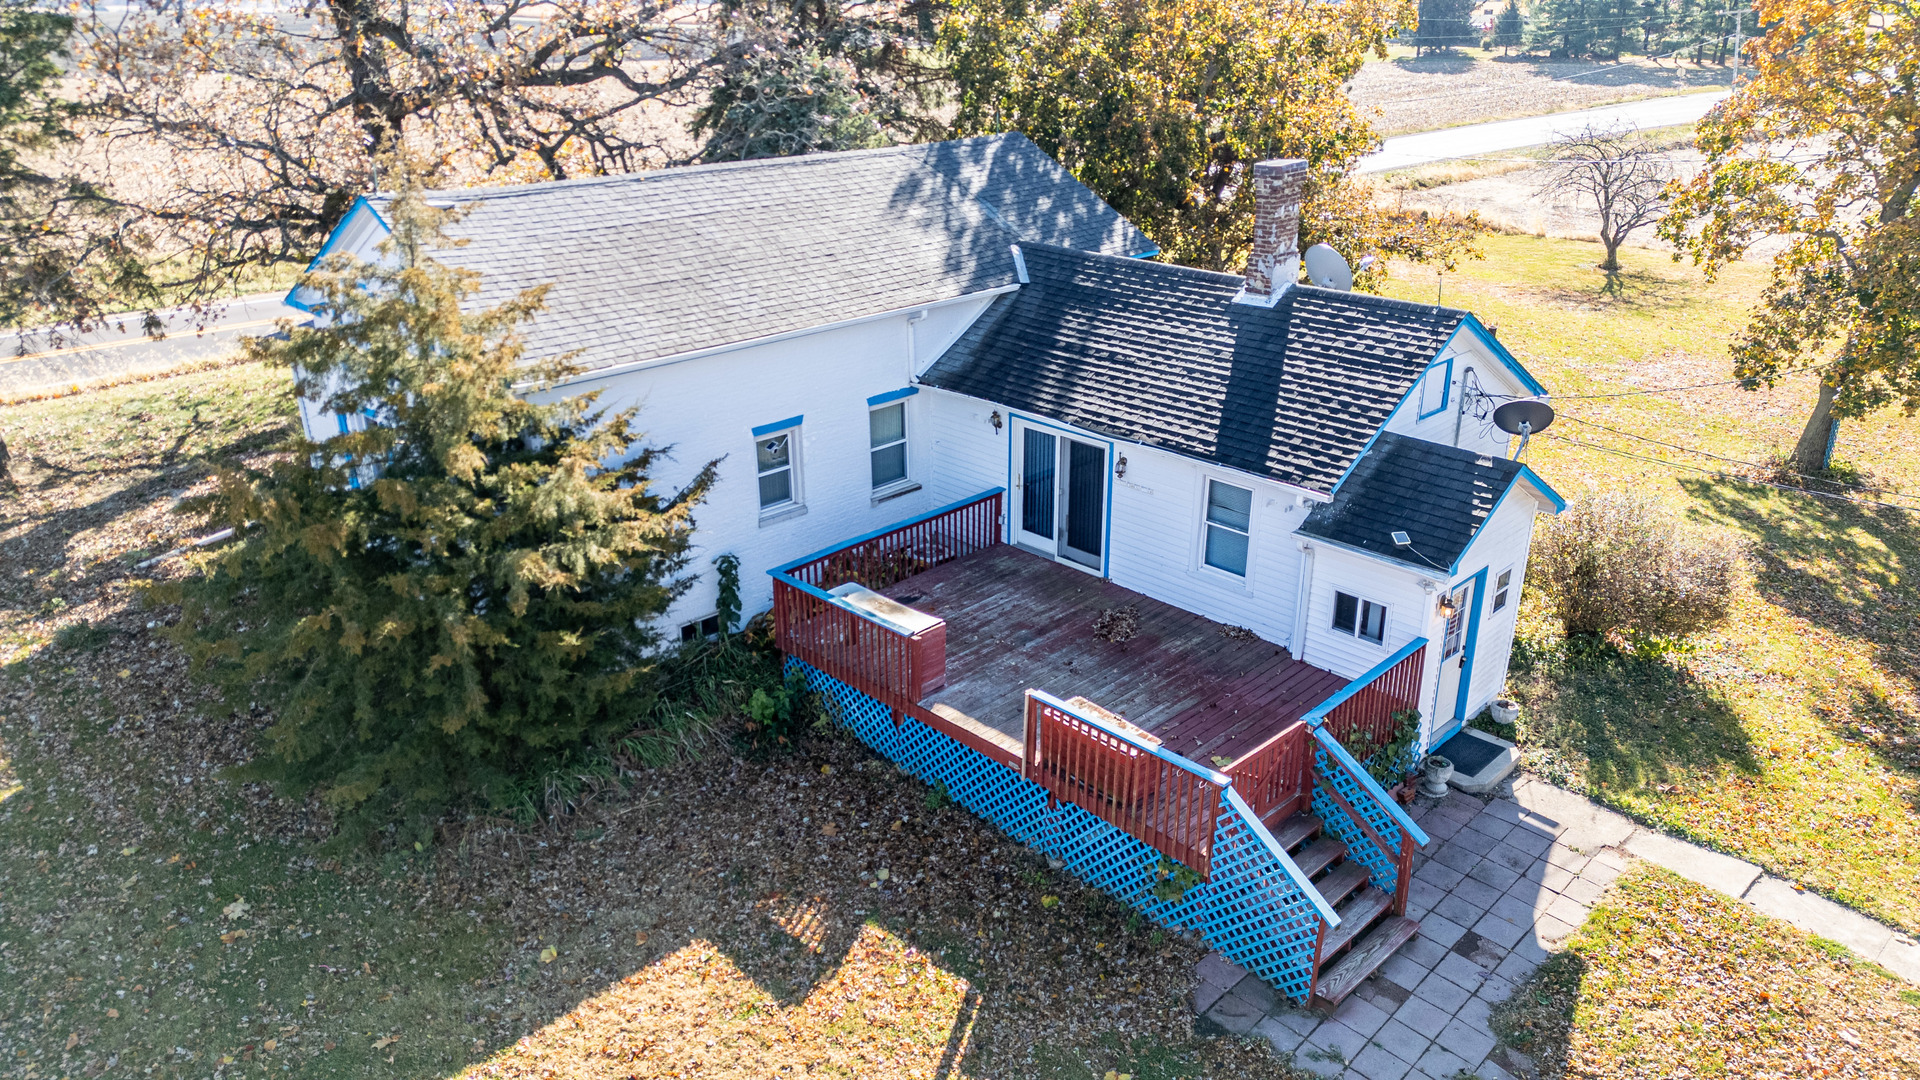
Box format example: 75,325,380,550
1556,413,1912,497
1481,366,1824,401
1539,431,1920,513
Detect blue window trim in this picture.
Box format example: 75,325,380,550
1415,355,1453,420
866,386,918,407
283,197,392,313
752,415,804,438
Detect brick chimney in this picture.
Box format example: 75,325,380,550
1237,158,1308,306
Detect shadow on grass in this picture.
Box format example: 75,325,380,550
1487,948,1587,1079
1536,266,1696,312
1507,637,1758,792
1678,475,1920,776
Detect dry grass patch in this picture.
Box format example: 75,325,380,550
1491,865,1920,1078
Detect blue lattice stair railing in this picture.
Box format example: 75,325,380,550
788,657,1432,1007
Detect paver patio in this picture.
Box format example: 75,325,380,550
1190,774,1920,1079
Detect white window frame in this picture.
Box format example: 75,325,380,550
1331,589,1389,646
679,614,722,643
868,400,912,495
754,424,802,517
1492,566,1514,612
1199,477,1254,579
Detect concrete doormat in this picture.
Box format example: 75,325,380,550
1191,775,1920,1079
1434,728,1516,795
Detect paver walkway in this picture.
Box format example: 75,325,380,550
1191,775,1920,1079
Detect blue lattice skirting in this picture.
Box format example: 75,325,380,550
791,657,1324,1003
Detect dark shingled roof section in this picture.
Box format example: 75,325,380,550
365,134,1152,373
919,244,1468,494
1298,432,1528,570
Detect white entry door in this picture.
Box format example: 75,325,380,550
1434,581,1474,723
1012,421,1107,571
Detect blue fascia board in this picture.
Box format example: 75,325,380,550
751,415,804,438
866,386,919,407
1446,467,1566,575
1130,247,1161,259
1517,464,1568,512
1313,726,1431,847
282,196,393,312
1303,637,1430,726
1461,313,1548,397
768,488,1006,576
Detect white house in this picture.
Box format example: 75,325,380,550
291,136,1561,754
291,133,1569,1007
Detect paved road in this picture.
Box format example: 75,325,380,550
1357,89,1733,174
0,292,304,399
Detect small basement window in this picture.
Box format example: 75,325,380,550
1493,567,1513,612
1203,479,1252,576
1332,591,1387,645
680,614,722,643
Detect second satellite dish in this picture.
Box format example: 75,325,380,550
1492,398,1556,436
1303,243,1353,291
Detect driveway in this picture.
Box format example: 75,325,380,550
0,292,302,399
1357,91,1733,174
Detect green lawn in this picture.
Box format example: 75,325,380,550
1491,865,1920,1077
1380,234,1920,933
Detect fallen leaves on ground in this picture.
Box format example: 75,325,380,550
1491,864,1920,1079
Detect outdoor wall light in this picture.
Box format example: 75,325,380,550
1438,595,1459,619
989,410,1003,433
1115,454,1128,478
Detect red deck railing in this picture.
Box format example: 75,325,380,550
1314,642,1426,759
1024,691,1225,877
1223,721,1312,826
770,490,1003,713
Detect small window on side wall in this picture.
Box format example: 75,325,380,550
1493,567,1513,612
870,402,907,490
680,615,722,643
1203,479,1253,576
756,427,798,510
1332,591,1388,645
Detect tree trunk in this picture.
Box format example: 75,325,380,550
1788,380,1839,474
1600,235,1621,272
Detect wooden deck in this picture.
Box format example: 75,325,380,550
875,546,1347,764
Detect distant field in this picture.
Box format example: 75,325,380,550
1353,51,1732,135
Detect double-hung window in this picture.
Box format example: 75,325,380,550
1332,591,1388,645
1203,479,1253,576
1492,567,1513,612
755,423,800,511
869,402,908,490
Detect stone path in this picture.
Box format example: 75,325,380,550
1191,775,1920,1079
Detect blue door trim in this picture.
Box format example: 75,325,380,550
1436,566,1490,744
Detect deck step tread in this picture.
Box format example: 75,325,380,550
1315,915,1421,1008
1319,887,1392,962
1271,813,1322,852
1313,861,1372,911
1293,838,1347,880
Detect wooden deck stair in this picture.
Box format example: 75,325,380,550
1271,812,1423,1010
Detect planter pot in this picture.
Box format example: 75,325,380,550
1420,755,1455,798
1491,698,1521,726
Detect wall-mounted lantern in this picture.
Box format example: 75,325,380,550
1115,454,1128,478
989,410,1003,433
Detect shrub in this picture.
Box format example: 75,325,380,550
1531,493,1739,642
154,177,715,827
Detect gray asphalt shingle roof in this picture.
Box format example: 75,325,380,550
1298,432,1528,570
918,244,1468,495
363,134,1151,373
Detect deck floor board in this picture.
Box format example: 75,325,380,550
878,545,1344,760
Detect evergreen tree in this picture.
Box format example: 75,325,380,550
692,44,886,162
1413,0,1478,53
1526,0,1638,57
1493,0,1525,51
158,178,714,827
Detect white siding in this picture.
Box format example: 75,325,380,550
920,387,1007,505
526,309,978,632
1297,544,1441,685
1446,479,1553,729
1384,330,1536,457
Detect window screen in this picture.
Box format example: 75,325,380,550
1203,480,1252,576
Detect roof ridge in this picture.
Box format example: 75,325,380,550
1014,241,1245,288
380,134,1034,205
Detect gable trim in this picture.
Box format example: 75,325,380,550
1444,465,1566,575
1457,314,1548,397
284,197,391,313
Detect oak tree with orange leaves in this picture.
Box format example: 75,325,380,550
938,0,1484,283
1660,0,1920,474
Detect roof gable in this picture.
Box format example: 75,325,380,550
1298,432,1530,571
290,134,1152,374
919,245,1467,494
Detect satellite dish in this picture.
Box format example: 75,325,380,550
1302,243,1353,291
1493,398,1556,436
